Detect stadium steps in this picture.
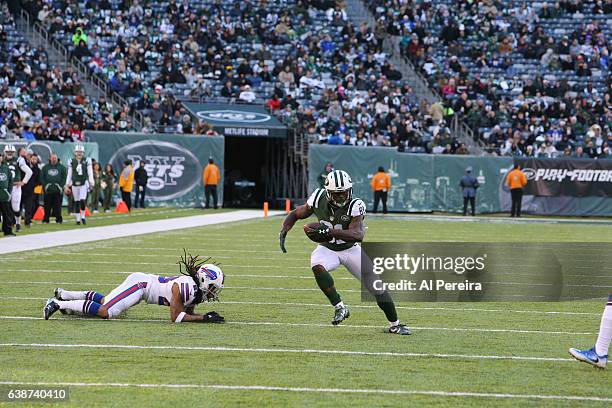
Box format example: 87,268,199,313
348,0,484,155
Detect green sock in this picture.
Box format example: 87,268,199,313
375,292,398,323
313,269,341,305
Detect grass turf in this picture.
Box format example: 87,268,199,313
0,215,610,407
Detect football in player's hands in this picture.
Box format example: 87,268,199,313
303,222,331,242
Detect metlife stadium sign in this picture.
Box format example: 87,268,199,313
183,102,287,138
517,158,612,197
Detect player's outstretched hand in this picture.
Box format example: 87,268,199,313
200,311,225,323
279,230,287,253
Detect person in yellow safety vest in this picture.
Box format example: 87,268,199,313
118,160,134,211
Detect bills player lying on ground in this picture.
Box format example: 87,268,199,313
44,251,225,323
279,170,411,335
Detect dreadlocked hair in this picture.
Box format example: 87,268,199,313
177,249,209,289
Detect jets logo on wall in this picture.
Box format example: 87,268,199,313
110,141,202,201
522,168,536,180
196,110,271,123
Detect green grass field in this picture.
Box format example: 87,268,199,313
0,214,611,407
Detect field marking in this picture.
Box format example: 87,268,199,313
0,315,595,336
0,296,602,316
0,210,284,255
0,381,610,402
0,343,576,363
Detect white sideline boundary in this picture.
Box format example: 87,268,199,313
0,210,283,255
0,343,576,363
0,381,610,402
0,315,595,336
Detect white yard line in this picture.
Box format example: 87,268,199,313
0,210,283,255
0,343,575,363
0,315,595,336
0,297,601,316
0,381,610,402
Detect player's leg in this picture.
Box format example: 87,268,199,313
569,294,611,368
470,196,476,216
11,186,21,231
342,245,411,335
382,191,388,214
310,245,347,324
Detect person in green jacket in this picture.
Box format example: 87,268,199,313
0,154,14,235
41,154,67,224
89,162,102,213
102,164,117,213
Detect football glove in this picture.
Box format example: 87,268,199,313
306,224,331,242
199,311,225,323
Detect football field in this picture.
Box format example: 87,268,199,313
0,215,611,407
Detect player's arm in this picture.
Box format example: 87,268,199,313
87,159,94,187
169,283,224,323
65,160,73,187
18,157,32,185
329,215,365,242
279,203,314,253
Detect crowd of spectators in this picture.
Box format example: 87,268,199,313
0,1,133,142
21,0,465,153
366,0,612,157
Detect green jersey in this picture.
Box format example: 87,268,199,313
307,188,366,251
41,163,67,194
0,162,13,202
68,157,92,186
6,156,23,182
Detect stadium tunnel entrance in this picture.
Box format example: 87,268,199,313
223,134,307,208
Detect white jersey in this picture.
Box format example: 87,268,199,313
144,274,199,307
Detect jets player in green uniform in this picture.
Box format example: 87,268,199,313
279,170,411,335
65,144,94,225
3,145,32,232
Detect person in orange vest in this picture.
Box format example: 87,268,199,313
506,164,527,217
118,160,134,211
203,157,221,209
371,166,391,214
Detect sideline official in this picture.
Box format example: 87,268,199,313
203,158,221,209
134,161,148,208
506,164,527,217
371,166,391,214
460,166,479,216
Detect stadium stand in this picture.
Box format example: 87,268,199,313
365,0,612,156
0,1,129,141
17,0,463,153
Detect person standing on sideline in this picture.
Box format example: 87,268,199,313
118,160,134,211
89,162,102,213
507,164,527,217
318,162,334,188
134,161,148,208
41,154,66,224
202,158,220,209
22,152,41,227
0,153,14,236
371,166,391,214
102,164,116,213
460,166,479,216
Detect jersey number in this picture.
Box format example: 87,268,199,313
76,164,83,176
319,220,346,244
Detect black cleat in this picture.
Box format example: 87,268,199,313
76,221,81,225
389,324,412,335
15,224,21,232
81,218,86,225
54,288,67,314
4,232,16,236
332,305,350,326
43,298,60,320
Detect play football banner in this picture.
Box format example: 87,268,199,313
515,158,612,197
87,131,224,207
309,145,612,216
182,102,287,138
